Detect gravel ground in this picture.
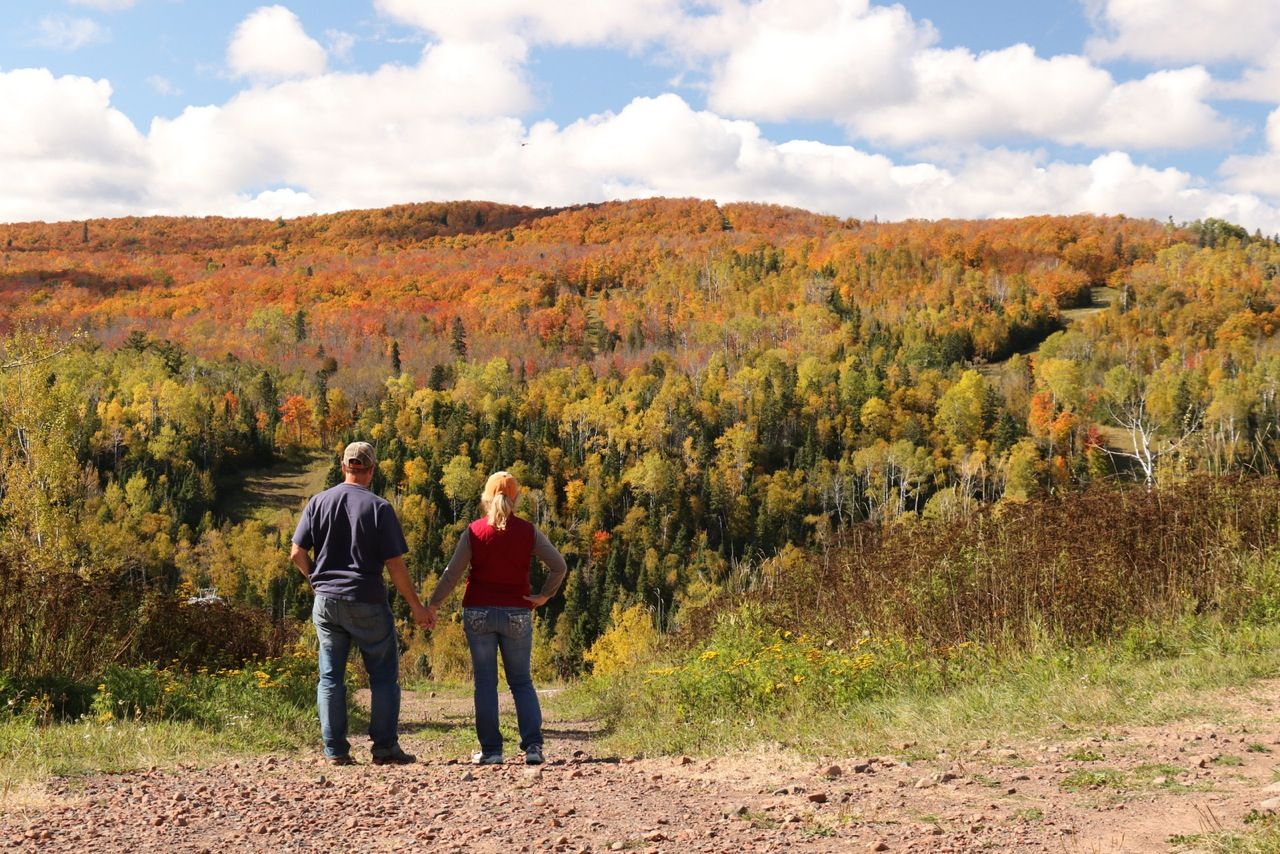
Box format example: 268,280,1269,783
6,681,1280,852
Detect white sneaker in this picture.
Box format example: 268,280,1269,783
472,751,503,765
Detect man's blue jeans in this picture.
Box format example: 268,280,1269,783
463,606,542,755
312,595,401,759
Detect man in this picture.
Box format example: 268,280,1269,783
291,441,431,766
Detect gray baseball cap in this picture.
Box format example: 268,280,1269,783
342,441,376,467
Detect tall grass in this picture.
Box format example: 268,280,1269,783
706,478,1280,650
0,566,295,682
582,480,1280,755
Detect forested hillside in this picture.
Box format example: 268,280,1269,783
1,199,1277,680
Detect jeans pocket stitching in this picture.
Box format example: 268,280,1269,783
463,608,488,634
508,611,532,635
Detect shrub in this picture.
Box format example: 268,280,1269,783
90,653,317,729
584,604,659,677
424,617,471,681
686,479,1280,652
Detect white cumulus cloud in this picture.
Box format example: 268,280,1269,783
1085,0,1280,64
227,6,328,81
847,52,1232,150
707,0,934,120
4,2,1280,233
1221,109,1280,199
0,69,146,222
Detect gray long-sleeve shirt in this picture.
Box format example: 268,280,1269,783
427,525,567,608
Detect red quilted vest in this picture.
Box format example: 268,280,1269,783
461,515,536,608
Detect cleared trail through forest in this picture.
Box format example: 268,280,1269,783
980,286,1132,452
977,285,1117,380
217,452,331,527
7,677,1280,852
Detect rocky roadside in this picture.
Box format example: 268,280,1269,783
5,681,1280,852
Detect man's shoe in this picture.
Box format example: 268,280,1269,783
371,748,416,766
525,745,544,766
325,754,356,766
471,751,504,765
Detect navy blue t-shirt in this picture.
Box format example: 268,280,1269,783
292,483,409,603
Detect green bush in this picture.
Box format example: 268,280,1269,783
91,653,317,729
595,608,999,734
0,674,96,722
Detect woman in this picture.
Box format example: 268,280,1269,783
425,471,567,765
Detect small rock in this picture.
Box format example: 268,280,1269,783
643,831,666,842
852,762,872,774
914,777,936,790
460,771,476,782
1005,787,1017,795
610,843,624,851
807,792,828,804
1260,797,1280,811
680,756,693,766
1152,776,1168,786
871,841,890,851
822,764,842,778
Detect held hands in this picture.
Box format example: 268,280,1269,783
412,603,438,631
524,593,551,608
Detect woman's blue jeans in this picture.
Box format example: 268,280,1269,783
312,595,401,759
463,606,542,755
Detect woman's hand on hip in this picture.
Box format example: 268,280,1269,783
524,593,551,608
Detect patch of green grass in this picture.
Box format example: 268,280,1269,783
1061,768,1127,791
576,612,1280,758
1248,744,1271,754
1013,807,1044,823
1215,754,1245,767
0,657,319,799
0,715,311,806
1067,747,1106,762
1188,812,1280,853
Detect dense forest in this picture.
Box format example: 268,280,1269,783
1,199,1277,681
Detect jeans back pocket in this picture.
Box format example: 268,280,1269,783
463,607,490,635
506,609,532,637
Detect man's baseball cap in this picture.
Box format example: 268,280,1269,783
342,441,376,468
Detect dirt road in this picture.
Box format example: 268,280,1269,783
5,675,1280,852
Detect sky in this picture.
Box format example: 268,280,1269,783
4,0,1280,231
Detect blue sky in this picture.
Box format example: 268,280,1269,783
3,0,1280,231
